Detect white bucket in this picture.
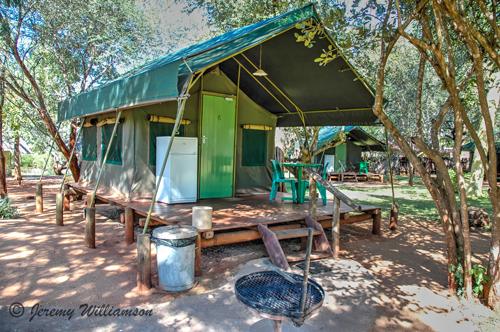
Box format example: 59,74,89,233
192,206,213,229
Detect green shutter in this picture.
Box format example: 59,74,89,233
149,122,185,166
82,126,97,161
242,129,267,166
101,123,123,165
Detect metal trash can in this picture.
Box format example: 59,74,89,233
152,225,199,291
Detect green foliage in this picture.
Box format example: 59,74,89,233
469,264,490,296
449,262,465,295
450,261,491,298
448,169,459,193
20,153,54,174
294,18,324,48
0,197,19,219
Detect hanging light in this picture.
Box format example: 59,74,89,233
253,44,268,76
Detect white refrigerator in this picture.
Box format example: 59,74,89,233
156,136,198,204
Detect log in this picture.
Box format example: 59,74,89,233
120,213,125,223
303,167,362,212
85,207,96,249
304,216,334,257
56,193,64,226
125,207,134,245
331,197,340,258
258,224,290,271
200,224,303,247
390,203,399,231
137,234,151,291
339,213,374,225
138,218,164,227
36,182,43,213
201,229,260,247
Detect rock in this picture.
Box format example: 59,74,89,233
468,207,490,228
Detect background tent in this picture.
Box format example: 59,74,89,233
315,126,385,172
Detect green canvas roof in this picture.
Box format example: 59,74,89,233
318,126,386,151
462,131,500,153
58,4,379,127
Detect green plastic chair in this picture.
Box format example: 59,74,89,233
300,162,329,206
358,161,369,174
270,160,297,202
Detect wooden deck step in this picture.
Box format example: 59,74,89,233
286,251,332,262
272,228,322,240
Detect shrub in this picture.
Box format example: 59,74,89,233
0,197,20,219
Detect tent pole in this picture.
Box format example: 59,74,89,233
142,96,188,235
232,65,241,197
385,127,399,230
39,122,63,182
37,121,63,213
90,110,122,207
232,57,291,114
59,119,85,193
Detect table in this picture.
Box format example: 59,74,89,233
279,162,322,204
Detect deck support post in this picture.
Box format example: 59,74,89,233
36,182,43,213
37,122,62,214
125,207,134,245
373,209,382,235
195,234,202,277
56,192,64,226
331,196,340,258
390,203,399,231
63,184,71,211
137,234,151,291
85,207,96,248
308,175,317,220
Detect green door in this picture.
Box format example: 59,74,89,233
200,95,236,198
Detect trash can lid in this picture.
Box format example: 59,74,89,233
153,224,199,240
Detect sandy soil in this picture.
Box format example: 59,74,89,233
0,176,499,331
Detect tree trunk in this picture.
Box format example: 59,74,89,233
0,78,6,198
409,161,414,186
466,75,497,196
13,136,22,185
6,30,81,182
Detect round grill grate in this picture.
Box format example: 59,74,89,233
235,271,324,319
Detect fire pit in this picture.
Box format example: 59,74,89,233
234,228,325,331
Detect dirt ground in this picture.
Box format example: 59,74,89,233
1,176,499,331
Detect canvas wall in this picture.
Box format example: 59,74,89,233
79,69,276,200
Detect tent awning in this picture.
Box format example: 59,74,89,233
58,4,379,127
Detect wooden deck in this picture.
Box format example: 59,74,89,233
67,182,382,276
68,182,380,232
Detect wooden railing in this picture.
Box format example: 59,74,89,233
303,167,363,258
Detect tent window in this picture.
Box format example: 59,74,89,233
101,123,123,165
82,126,97,161
242,129,267,166
149,122,185,166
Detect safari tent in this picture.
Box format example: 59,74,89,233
58,4,378,201
316,126,385,172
